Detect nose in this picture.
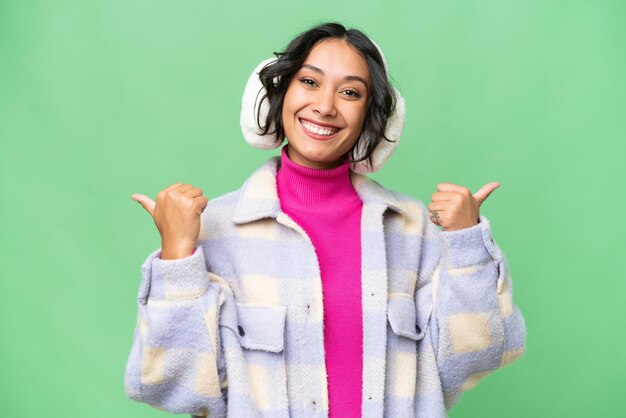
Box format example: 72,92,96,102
312,88,336,118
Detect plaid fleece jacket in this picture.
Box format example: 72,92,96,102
124,156,526,417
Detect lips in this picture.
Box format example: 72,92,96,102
299,118,342,139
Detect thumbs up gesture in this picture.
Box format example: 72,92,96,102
428,182,500,231
131,183,209,259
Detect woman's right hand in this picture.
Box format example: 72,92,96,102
131,183,209,260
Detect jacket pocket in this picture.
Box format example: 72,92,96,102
385,293,428,409
233,303,289,417
387,293,431,341
235,302,287,352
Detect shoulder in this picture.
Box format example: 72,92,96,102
205,188,242,212
360,175,430,220
389,187,429,213
202,156,278,216
197,189,241,241
198,156,280,240
389,189,432,236
353,175,434,239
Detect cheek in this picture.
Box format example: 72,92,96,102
350,105,368,133
281,91,300,139
283,82,303,108
281,90,300,123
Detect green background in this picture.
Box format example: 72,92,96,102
1,0,624,416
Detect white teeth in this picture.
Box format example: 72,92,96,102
301,120,339,136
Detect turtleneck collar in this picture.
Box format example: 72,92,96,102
276,145,362,213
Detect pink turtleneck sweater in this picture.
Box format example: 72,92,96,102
276,146,363,418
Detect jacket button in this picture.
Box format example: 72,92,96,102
415,324,421,334
238,325,245,336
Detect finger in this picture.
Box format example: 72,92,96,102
131,194,156,217
163,182,185,192
428,201,449,211
436,182,468,193
193,196,209,214
431,191,456,202
473,182,500,205
183,187,204,199
157,184,192,201
173,184,194,194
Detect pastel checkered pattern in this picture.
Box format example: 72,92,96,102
124,156,526,417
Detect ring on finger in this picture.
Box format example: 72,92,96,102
430,210,441,226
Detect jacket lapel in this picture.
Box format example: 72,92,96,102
351,173,408,417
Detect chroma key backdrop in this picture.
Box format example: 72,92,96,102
1,1,624,417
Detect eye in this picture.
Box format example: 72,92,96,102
299,78,317,87
342,89,362,98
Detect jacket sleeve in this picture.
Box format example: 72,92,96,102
124,246,228,417
418,213,526,409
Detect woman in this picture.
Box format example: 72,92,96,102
124,22,526,418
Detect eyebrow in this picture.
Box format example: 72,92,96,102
301,64,369,90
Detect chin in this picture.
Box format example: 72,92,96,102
302,146,342,162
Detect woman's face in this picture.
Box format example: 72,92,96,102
281,38,371,169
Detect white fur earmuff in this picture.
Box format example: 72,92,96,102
239,41,405,173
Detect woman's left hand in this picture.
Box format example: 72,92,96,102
428,182,500,231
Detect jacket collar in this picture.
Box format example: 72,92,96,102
233,156,407,224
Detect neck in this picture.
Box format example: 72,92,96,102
276,145,361,213
287,146,349,170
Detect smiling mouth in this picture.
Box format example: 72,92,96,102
299,118,342,137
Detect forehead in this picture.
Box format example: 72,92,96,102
301,39,371,84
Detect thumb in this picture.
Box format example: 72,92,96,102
131,193,156,217
473,182,500,206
